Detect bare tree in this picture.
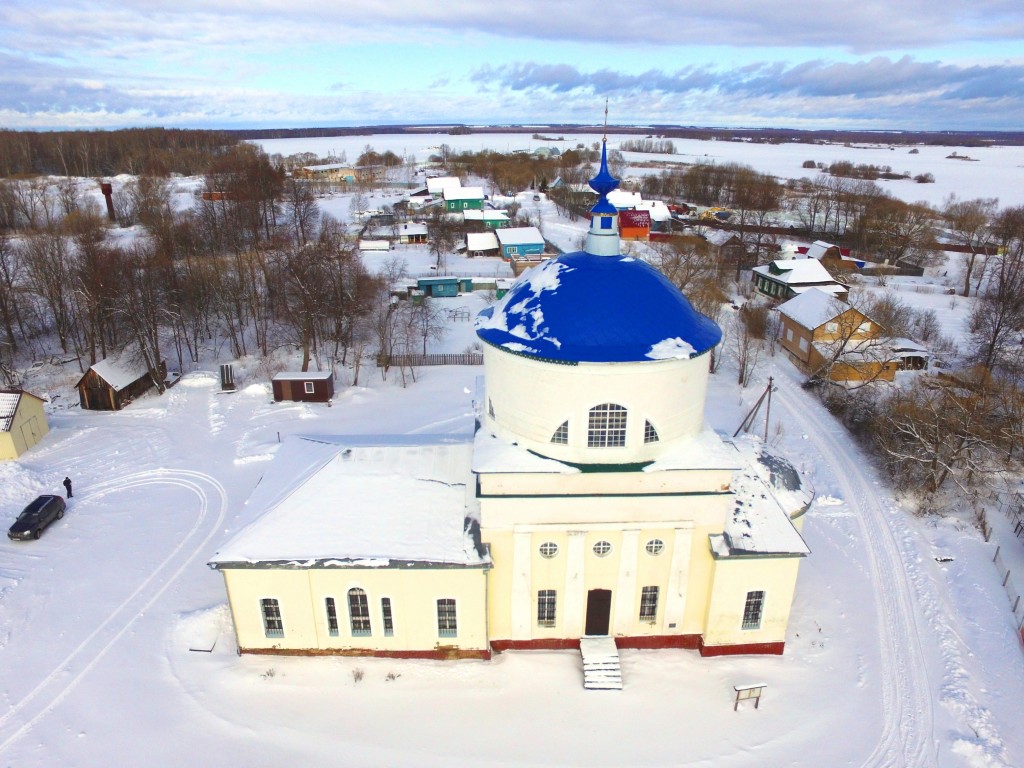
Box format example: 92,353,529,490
942,195,997,297
969,206,1024,373
872,376,999,496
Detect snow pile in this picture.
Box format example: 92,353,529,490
646,337,697,360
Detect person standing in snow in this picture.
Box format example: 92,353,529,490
63,476,73,498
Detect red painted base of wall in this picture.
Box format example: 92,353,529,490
238,638,783,660
698,640,785,657
616,634,702,650
490,638,581,652
239,647,491,660
491,636,784,656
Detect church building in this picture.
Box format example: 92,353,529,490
208,142,811,662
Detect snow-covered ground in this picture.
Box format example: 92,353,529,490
2,134,1024,765
250,132,1024,208
3,337,1023,766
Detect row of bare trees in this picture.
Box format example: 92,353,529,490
0,128,234,178
0,145,392,386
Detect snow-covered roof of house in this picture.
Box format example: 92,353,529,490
710,439,811,558
209,436,489,569
466,232,500,252
495,226,544,246
463,210,509,222
272,371,333,381
752,259,838,285
702,229,742,247
444,186,484,201
806,240,839,260
426,176,461,194
302,163,353,172
886,337,930,356
777,287,850,330
359,240,391,251
476,252,722,363
635,200,672,222
790,283,847,296
400,222,428,236
607,189,643,209
86,354,149,391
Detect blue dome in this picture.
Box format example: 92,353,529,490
476,252,723,363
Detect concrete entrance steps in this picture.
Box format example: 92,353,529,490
580,636,622,690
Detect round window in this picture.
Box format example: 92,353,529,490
646,539,665,556
539,541,559,558
592,540,612,557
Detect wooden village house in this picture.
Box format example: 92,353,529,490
77,356,164,411
777,288,928,383
752,258,849,301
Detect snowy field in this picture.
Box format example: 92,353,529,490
1,134,1024,766
250,131,1024,208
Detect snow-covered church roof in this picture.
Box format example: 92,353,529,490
474,139,722,364
208,436,489,570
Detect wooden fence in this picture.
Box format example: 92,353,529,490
992,545,1024,635
376,353,483,368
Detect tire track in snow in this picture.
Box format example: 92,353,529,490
776,386,936,767
0,469,227,754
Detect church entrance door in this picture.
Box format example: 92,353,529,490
585,589,612,635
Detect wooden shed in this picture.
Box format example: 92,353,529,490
76,356,163,411
272,371,334,403
0,389,49,459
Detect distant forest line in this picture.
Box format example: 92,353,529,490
1,124,1023,178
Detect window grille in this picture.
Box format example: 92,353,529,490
593,540,612,557
437,598,458,638
588,403,627,448
645,539,665,556
644,420,659,443
639,586,659,622
742,590,765,630
260,598,284,638
348,588,371,636
381,597,394,637
539,541,559,558
551,421,569,444
325,597,339,636
537,590,557,627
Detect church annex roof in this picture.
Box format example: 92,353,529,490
475,252,723,363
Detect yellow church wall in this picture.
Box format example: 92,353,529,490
482,346,711,465
701,555,802,649
222,566,489,655
477,466,735,498
678,524,722,635
483,521,728,642
478,491,732,530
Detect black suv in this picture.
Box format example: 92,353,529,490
7,495,66,541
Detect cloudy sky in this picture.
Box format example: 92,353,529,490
2,0,1023,131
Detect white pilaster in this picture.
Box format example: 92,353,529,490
613,529,640,632
511,530,533,640
563,531,587,637
665,524,694,632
